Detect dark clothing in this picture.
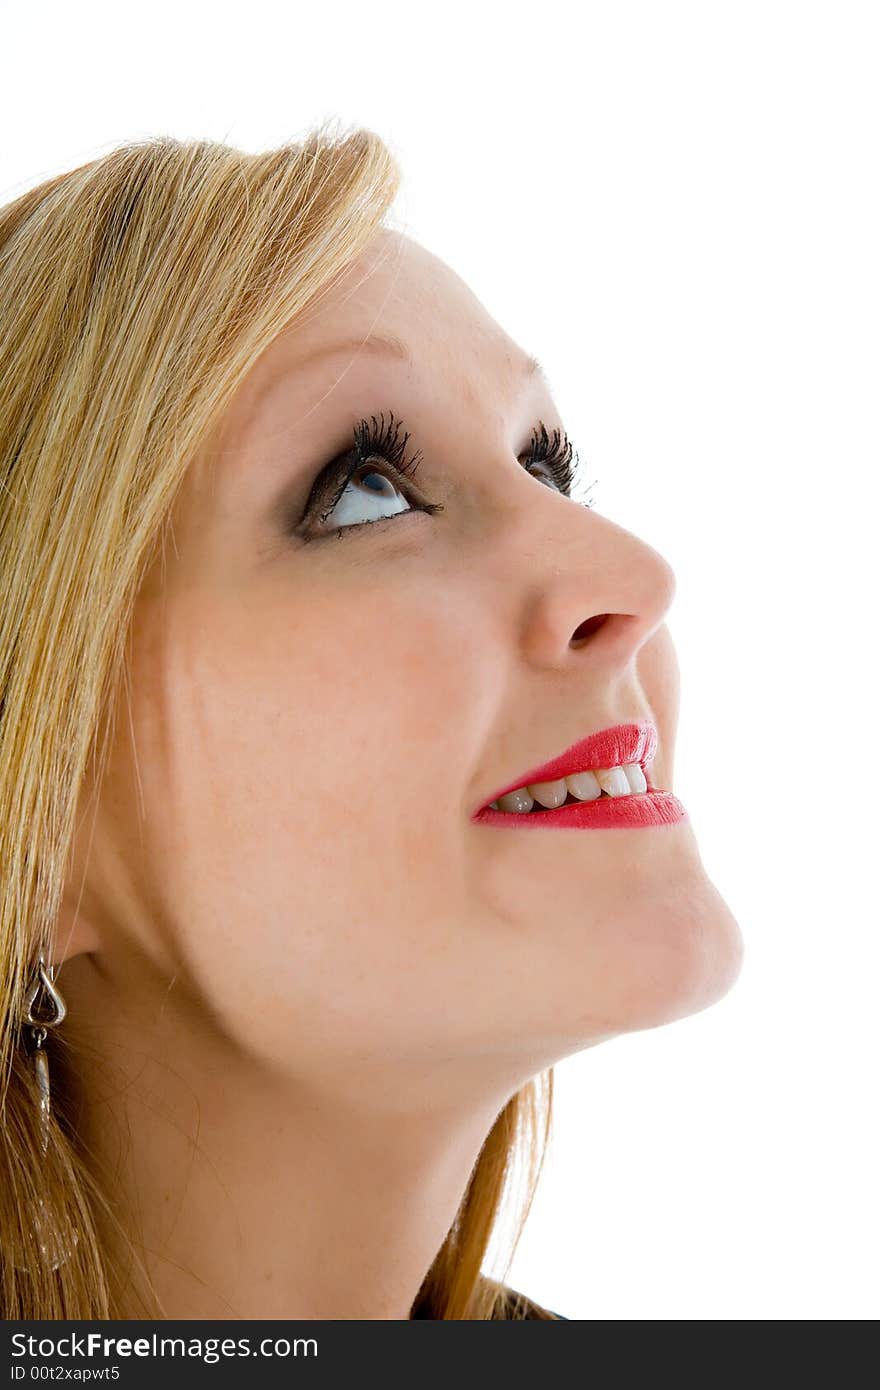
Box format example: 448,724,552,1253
492,1284,568,1319
411,1281,567,1318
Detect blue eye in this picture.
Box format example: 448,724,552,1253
311,412,435,539
317,459,422,533
300,410,591,541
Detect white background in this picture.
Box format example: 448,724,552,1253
2,0,876,1320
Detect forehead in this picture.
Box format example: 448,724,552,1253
229,232,528,435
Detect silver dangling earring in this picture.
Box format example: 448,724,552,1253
24,954,67,1156
16,953,79,1272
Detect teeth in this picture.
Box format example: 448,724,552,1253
519,776,571,810
491,762,648,813
593,766,631,798
565,769,603,801
623,762,648,794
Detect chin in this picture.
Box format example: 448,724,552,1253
628,875,746,1033
554,872,746,1047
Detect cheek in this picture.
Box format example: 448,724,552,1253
122,588,479,1059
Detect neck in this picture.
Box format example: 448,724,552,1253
59,953,518,1320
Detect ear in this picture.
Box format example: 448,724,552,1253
52,890,102,962
51,799,105,964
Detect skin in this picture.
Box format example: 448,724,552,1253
53,229,743,1319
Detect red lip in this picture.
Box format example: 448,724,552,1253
472,721,658,816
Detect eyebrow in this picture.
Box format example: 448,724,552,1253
296,333,546,383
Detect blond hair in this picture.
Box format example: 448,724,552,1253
0,122,556,1319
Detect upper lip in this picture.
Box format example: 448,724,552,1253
472,720,658,816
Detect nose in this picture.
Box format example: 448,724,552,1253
571,612,612,645
520,513,678,673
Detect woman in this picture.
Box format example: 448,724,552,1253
0,121,744,1320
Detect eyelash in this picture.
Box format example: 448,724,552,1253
306,409,587,541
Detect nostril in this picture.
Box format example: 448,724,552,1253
571,613,609,645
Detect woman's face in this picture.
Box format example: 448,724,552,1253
64,229,742,1101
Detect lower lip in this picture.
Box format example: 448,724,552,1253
472,789,688,829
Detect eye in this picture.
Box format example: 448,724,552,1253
298,410,593,541
523,421,581,497
317,455,423,533
301,412,440,542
